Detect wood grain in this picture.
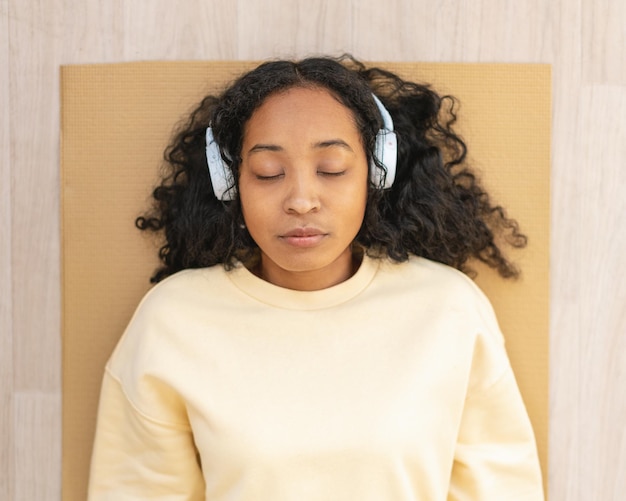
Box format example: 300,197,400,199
60,0,125,63
14,393,61,501
9,0,62,393
351,0,437,60
583,0,626,84
2,0,626,499
236,0,353,59
576,85,626,501
122,0,238,60
1,0,15,497
351,0,554,62
548,0,584,497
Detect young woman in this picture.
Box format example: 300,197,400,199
88,56,544,500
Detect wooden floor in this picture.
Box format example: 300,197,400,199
1,1,625,499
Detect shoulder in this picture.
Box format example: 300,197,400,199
105,266,232,369
130,264,241,319
372,255,504,340
144,265,226,300
376,255,487,302
381,257,511,388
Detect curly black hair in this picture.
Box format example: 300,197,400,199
137,55,526,283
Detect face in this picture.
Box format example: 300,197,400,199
238,86,369,291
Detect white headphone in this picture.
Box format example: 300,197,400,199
205,93,397,201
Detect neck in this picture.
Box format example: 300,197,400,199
254,249,362,291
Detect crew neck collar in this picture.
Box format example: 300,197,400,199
227,255,380,310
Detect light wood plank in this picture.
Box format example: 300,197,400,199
0,1,15,499
577,85,626,501
351,0,553,62
14,392,61,501
549,86,584,501
236,0,352,59
351,0,438,60
548,1,585,498
121,0,238,60
583,0,626,84
449,0,544,61
60,0,126,63
9,0,62,393
463,0,553,62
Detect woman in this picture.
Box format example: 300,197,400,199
88,55,544,499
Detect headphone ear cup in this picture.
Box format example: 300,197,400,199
370,129,398,189
206,128,236,201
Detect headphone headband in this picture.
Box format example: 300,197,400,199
206,93,397,200
372,94,394,131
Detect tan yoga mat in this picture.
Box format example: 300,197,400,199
61,61,550,500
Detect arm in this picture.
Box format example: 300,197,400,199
88,369,205,500
448,366,545,501
445,275,545,500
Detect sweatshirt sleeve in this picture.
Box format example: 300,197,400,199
88,369,205,500
447,291,545,501
447,368,545,501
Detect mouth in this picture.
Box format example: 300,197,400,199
279,227,328,248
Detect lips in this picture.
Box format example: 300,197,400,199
280,227,328,248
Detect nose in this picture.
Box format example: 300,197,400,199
283,171,321,214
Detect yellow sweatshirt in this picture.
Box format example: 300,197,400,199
88,255,544,500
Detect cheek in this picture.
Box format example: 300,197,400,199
354,197,368,227
240,198,266,232
238,185,280,248
338,184,368,231
351,175,369,210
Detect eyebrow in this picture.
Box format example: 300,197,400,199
247,139,354,155
313,139,353,152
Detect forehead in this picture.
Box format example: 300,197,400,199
243,86,360,140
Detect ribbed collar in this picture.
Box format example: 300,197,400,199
227,256,380,310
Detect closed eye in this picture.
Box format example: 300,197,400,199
318,170,346,177
255,173,284,180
